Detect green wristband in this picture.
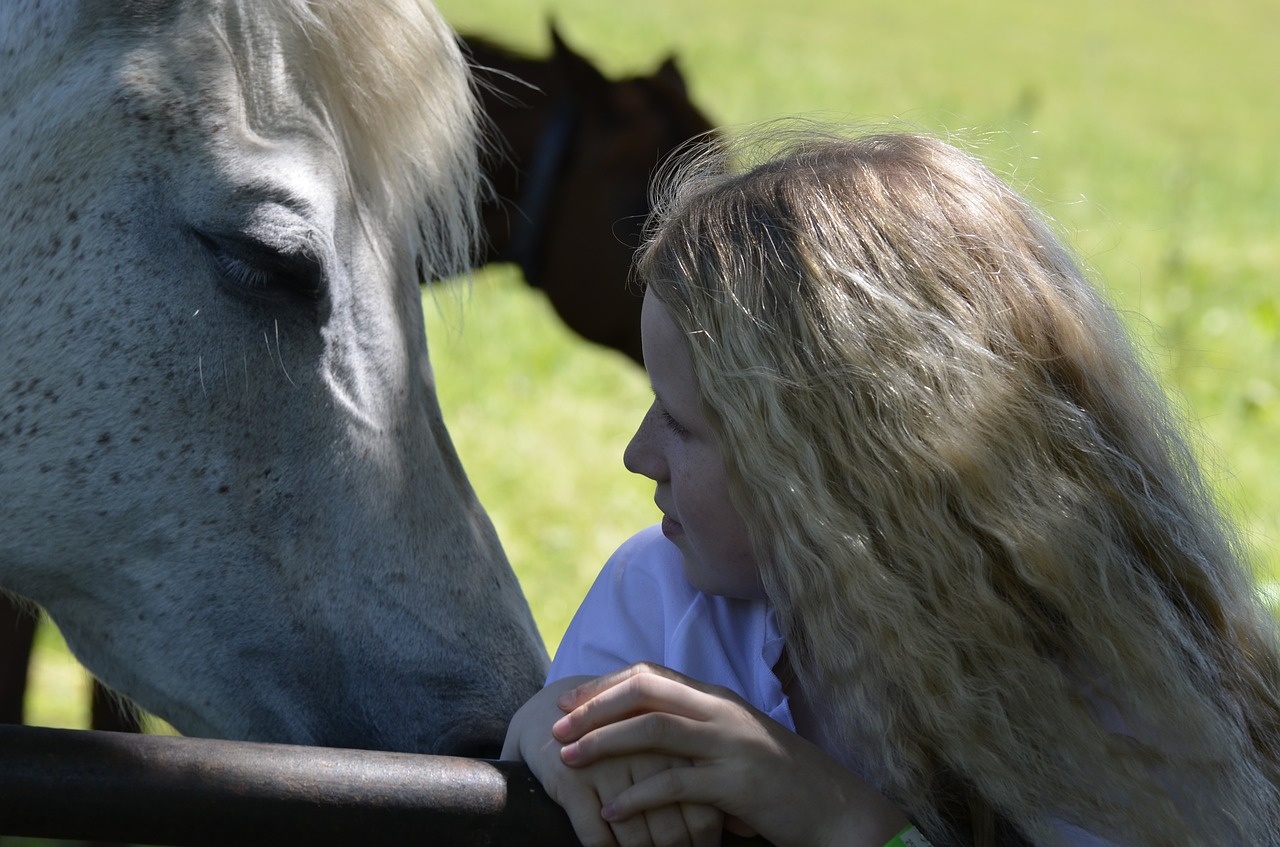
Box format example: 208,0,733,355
884,824,932,847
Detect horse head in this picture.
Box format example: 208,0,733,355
0,0,547,756
469,27,717,365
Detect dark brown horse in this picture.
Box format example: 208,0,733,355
0,28,714,736
467,28,716,364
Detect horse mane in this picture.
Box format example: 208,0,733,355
218,0,483,280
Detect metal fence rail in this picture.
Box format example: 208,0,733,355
0,724,770,846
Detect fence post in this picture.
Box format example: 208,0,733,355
0,724,772,845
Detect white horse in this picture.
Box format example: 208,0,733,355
0,0,548,756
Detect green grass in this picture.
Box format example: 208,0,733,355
24,0,1278,736
422,270,659,650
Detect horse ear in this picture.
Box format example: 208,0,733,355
654,55,689,94
548,22,612,105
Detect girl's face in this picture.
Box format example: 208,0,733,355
624,291,763,599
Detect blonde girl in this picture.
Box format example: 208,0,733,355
503,129,1280,847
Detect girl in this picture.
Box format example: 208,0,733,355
503,129,1280,847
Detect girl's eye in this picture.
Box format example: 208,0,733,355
661,410,689,437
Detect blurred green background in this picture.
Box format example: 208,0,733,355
21,0,1278,735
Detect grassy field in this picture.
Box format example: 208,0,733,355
429,0,1280,626
22,0,1277,738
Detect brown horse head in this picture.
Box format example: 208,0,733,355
466,27,716,365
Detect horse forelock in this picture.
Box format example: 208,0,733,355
208,0,482,281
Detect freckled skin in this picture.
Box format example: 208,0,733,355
624,293,762,600
0,2,546,754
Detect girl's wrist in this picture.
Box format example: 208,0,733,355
813,779,910,847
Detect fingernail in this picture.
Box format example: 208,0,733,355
555,690,576,710
560,741,579,764
600,802,617,821
551,715,571,740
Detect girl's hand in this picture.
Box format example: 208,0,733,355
503,675,723,847
553,663,909,847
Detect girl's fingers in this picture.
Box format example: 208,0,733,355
602,766,713,823
599,803,709,847
604,801,722,847
556,783,621,847
601,754,721,847
555,663,657,710
680,802,727,847
561,712,721,767
554,667,727,743
605,808,659,847
638,803,702,847
557,662,708,713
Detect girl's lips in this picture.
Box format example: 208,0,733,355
661,514,684,539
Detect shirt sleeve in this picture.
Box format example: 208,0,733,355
547,526,678,683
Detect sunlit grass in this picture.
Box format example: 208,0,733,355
26,622,91,730
423,268,659,651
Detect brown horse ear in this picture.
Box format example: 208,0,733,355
655,55,689,94
548,22,613,106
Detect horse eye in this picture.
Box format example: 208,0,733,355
195,230,325,302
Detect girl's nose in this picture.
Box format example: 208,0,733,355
623,405,662,481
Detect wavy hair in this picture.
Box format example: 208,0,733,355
637,128,1280,845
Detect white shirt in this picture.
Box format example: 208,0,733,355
548,524,794,733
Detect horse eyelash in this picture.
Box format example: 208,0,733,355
212,253,274,290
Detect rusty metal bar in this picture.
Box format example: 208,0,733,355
0,724,771,846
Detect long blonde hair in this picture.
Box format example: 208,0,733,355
638,128,1280,845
